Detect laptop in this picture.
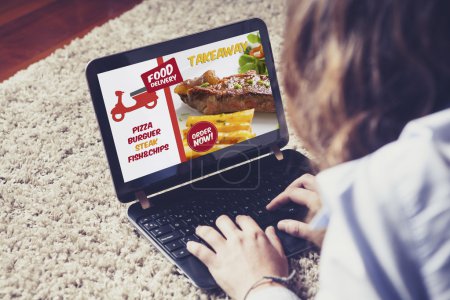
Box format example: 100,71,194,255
86,18,312,289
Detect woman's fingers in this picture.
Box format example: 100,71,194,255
285,173,317,191
195,225,226,250
266,190,288,210
278,219,326,248
215,215,240,238
267,187,319,211
186,241,216,266
235,215,263,233
265,226,285,257
266,190,291,210
277,219,313,239
266,174,318,211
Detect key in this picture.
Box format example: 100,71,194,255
180,227,195,236
172,247,190,259
185,216,199,226
170,213,183,219
150,212,162,219
254,209,265,216
150,225,173,237
142,221,159,231
156,217,170,225
229,209,240,218
138,216,152,224
162,208,173,214
250,210,261,219
198,213,208,219
203,218,216,226
164,240,183,252
242,205,251,212
172,220,187,230
181,235,200,244
287,207,297,215
158,231,182,244
185,209,195,215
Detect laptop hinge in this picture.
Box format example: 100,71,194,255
135,191,151,209
271,145,284,161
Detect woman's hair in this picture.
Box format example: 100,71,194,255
283,0,450,169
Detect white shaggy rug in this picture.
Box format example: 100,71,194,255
0,0,319,298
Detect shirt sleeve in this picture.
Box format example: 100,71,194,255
246,286,300,300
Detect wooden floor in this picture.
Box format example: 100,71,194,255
0,0,142,83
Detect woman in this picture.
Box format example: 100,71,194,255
187,0,450,299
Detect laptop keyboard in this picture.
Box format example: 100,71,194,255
137,164,309,260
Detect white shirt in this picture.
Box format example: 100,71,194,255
314,108,450,300
253,108,450,300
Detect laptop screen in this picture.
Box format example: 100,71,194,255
97,30,279,183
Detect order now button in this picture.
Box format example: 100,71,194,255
141,57,183,93
187,121,218,152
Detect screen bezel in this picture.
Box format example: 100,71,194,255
86,18,289,202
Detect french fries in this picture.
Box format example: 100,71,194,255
185,109,254,127
182,109,256,159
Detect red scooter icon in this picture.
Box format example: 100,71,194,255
111,87,158,122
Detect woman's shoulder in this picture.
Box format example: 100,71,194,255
377,107,450,170
319,108,450,207
367,108,450,207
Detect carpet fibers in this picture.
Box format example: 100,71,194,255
0,0,319,298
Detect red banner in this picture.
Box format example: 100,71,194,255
141,57,183,93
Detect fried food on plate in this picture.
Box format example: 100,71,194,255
175,70,275,114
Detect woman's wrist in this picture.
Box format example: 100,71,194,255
242,270,297,300
242,280,285,300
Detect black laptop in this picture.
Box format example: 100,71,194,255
86,18,312,289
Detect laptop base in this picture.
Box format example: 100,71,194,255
128,149,312,289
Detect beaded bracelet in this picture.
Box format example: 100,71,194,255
242,270,296,300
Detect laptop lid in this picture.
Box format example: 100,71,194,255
86,18,289,203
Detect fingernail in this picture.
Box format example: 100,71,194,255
186,241,194,251
217,214,226,220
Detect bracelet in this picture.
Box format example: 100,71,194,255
242,270,296,300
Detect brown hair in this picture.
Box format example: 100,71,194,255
284,0,450,169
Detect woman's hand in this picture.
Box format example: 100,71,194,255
186,215,288,300
266,174,326,248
